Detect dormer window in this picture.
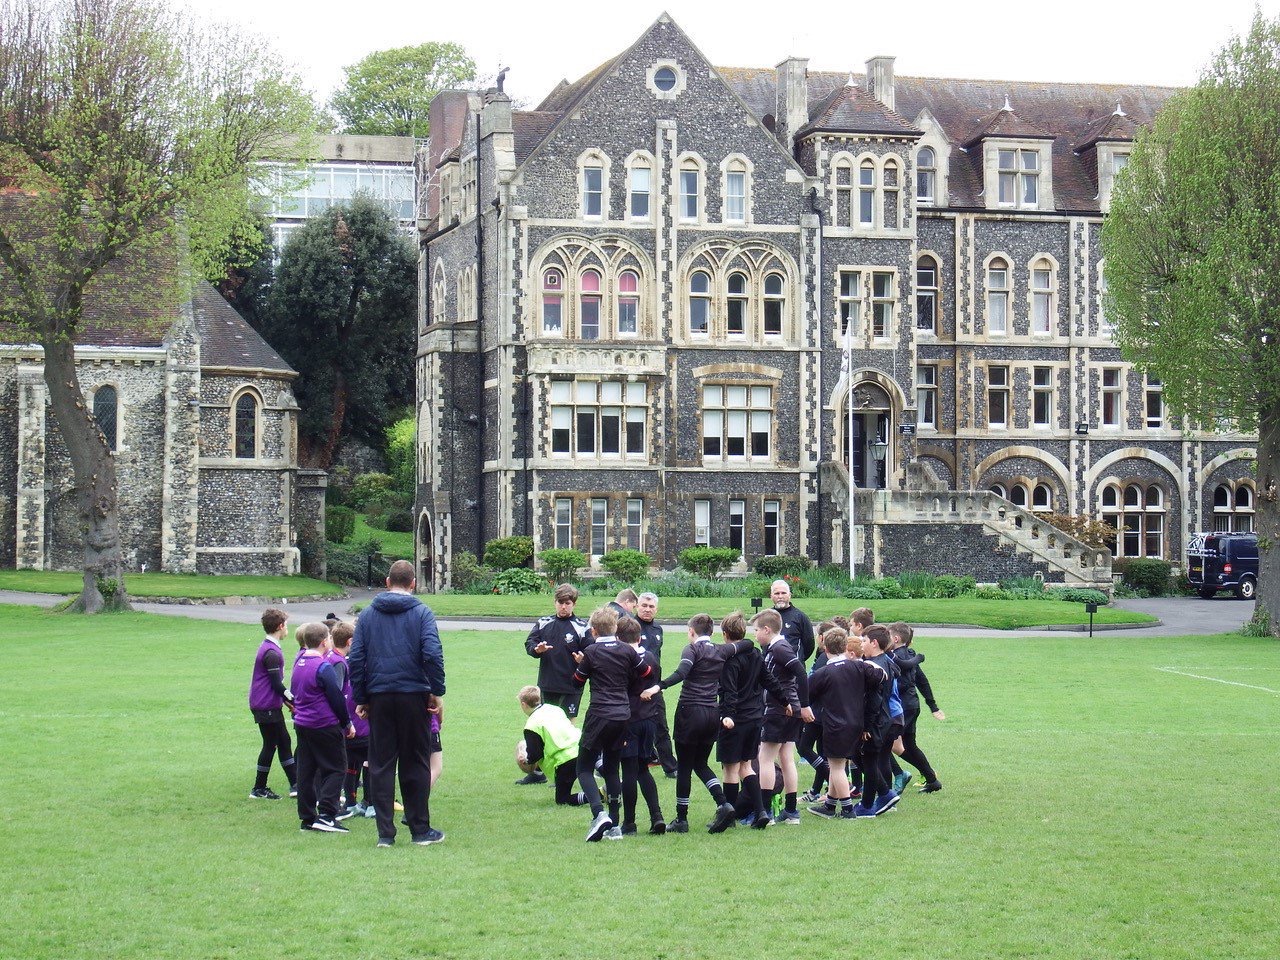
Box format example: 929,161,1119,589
916,147,936,205
998,149,1039,207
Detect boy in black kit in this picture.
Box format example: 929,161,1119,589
855,625,904,817
717,611,794,829
640,613,753,834
617,617,668,835
753,608,815,825
806,627,886,819
571,607,652,842
888,622,945,793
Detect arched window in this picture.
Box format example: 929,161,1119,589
1031,257,1054,335
1213,482,1255,532
688,271,710,335
727,273,748,336
1009,484,1028,508
858,160,876,226
234,391,259,460
724,158,748,223
916,255,938,333
917,146,936,205
617,271,639,336
579,269,601,340
990,483,1007,500
1101,481,1165,558
542,268,563,335
833,157,854,227
93,385,118,452
1033,483,1052,511
986,257,1009,335
763,273,784,336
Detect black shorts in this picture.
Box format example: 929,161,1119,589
761,713,803,745
580,714,629,754
543,690,581,718
716,721,762,765
821,724,863,761
673,703,719,746
252,708,286,724
620,719,657,760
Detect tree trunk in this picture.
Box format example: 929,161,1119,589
41,336,130,613
1255,402,1280,635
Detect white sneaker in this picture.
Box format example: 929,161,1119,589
585,810,612,842
604,826,624,840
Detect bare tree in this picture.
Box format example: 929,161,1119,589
0,0,319,611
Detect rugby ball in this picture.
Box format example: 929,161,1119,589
516,739,533,774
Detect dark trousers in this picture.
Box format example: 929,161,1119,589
621,756,663,825
344,736,369,803
255,718,296,788
859,724,900,810
576,747,622,818
553,763,581,805
674,738,720,811
295,725,345,824
368,693,434,841
651,693,677,775
899,708,938,783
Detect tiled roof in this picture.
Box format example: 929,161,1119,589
797,81,922,138
1077,108,1140,150
960,104,1054,147
535,56,621,113
513,111,561,164
190,283,294,375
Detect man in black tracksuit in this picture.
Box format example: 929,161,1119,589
770,578,817,663
717,611,794,828
889,622,943,793
641,612,753,833
572,607,652,842
524,584,589,720
636,592,677,778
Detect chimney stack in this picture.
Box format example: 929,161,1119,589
866,56,896,111
775,56,809,151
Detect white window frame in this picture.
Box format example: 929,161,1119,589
763,500,781,556
548,379,649,461
916,255,939,334
986,255,1010,336
996,146,1041,209
987,366,1010,428
590,498,608,558
702,383,774,464
720,155,752,225
728,499,745,556
694,499,711,547
837,268,861,339
871,271,896,340
1030,257,1055,335
1145,375,1164,429
554,498,573,549
627,155,653,222
916,146,936,206
577,149,611,221
1032,366,1054,428
916,365,938,430
626,499,643,551
1101,368,1124,428
540,267,565,337
677,155,704,224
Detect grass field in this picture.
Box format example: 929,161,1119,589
353,514,413,558
417,593,1158,629
2,603,1276,960
0,570,343,599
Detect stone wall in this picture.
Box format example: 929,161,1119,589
876,522,1055,583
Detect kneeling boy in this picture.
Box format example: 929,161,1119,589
518,685,586,807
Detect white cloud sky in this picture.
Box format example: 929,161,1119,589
192,0,1280,107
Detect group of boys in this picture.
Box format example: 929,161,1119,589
520,583,944,842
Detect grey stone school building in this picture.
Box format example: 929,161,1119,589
0,281,325,577
414,14,1256,589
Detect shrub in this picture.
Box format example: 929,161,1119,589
324,542,368,584
1118,557,1173,597
1048,587,1109,605
754,555,812,579
484,536,534,571
348,472,399,511
351,533,382,558
384,509,414,533
845,585,882,600
539,548,586,583
600,549,651,583
1006,586,1050,600
932,574,975,598
450,551,493,593
971,585,1013,600
325,506,355,544
492,567,548,595
875,576,908,599
1000,575,1045,594
896,570,936,599
384,415,415,499
677,546,741,580
1241,606,1275,638
780,573,809,597
1041,512,1118,551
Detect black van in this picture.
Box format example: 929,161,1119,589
1186,532,1260,599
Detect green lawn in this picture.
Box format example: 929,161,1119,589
353,514,413,558
0,569,343,599
1,603,1275,959
416,593,1157,629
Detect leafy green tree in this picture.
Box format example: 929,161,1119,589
330,42,477,138
258,194,415,468
0,0,319,612
384,414,416,497
1103,11,1280,632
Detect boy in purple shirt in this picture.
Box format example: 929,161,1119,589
291,622,356,833
248,608,298,800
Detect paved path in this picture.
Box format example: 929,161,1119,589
0,589,1254,638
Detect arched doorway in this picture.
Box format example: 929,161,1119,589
417,511,434,591
840,381,893,489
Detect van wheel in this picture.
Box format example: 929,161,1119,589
1236,576,1257,601
1198,587,1217,599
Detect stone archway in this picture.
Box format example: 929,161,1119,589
417,511,434,591
839,380,894,489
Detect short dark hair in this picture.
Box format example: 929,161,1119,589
330,621,354,646
616,618,641,643
887,621,913,646
751,609,782,633
720,612,746,642
298,622,330,650
554,583,579,603
850,607,875,628
261,607,287,634
387,559,415,588
864,624,891,650
688,613,714,637
823,627,849,656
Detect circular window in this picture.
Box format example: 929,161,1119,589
654,67,677,92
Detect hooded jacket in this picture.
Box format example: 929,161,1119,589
348,592,446,703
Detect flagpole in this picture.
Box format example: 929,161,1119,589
844,317,855,582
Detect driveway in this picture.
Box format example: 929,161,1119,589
0,589,1256,638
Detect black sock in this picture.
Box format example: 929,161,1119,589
254,767,269,791
283,757,297,786
744,776,766,817
724,782,740,807
785,791,797,813
762,788,775,815
708,781,727,806
675,800,689,822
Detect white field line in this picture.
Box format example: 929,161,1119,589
1156,666,1280,694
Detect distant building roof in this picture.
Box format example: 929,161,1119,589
189,283,294,375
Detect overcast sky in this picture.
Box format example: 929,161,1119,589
196,0,1280,108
